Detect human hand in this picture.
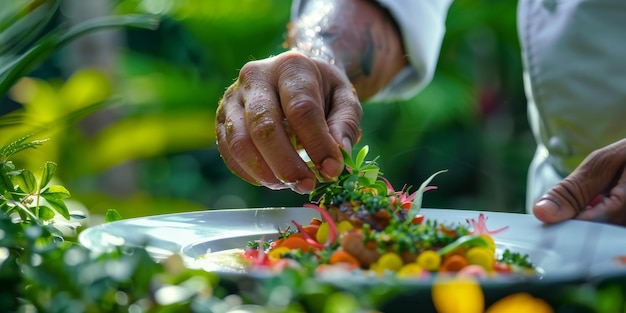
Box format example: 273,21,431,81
215,51,362,194
533,138,626,226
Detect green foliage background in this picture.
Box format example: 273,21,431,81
0,0,533,224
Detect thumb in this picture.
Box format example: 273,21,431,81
532,178,591,224
533,146,624,224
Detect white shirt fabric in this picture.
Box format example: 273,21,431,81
518,0,626,212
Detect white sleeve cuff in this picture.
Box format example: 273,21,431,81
370,0,453,102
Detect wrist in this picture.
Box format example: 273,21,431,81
287,0,406,101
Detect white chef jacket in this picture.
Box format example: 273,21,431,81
292,0,626,213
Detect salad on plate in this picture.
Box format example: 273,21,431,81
204,146,536,280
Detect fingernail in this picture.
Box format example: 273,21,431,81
293,177,315,194
342,137,352,154
536,199,558,212
534,198,561,221
321,158,342,180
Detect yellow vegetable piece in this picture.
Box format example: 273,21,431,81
378,252,404,272
267,246,291,261
480,234,496,253
316,222,330,243
466,247,494,271
433,277,484,313
417,250,441,271
485,292,554,313
337,220,354,234
370,262,384,275
397,263,424,278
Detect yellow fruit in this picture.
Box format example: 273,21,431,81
466,247,494,271
267,246,291,261
377,252,404,272
397,263,424,278
337,220,354,234
417,250,441,271
480,234,496,253
316,222,329,243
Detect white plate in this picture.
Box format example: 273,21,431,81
79,207,626,283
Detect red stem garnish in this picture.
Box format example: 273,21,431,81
291,219,325,250
303,203,338,246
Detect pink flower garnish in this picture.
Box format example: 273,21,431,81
466,213,508,235
382,177,437,210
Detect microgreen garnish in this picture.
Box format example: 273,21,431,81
310,145,445,221
499,249,535,269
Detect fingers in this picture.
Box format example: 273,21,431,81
577,170,626,225
532,178,589,224
215,84,284,189
241,56,317,194
326,83,363,155
533,139,626,225
216,51,362,193
277,52,362,181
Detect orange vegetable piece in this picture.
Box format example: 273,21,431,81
288,232,306,240
303,225,319,239
277,236,312,251
440,254,468,272
329,250,361,268
309,218,322,226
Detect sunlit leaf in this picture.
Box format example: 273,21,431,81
340,147,355,169
38,205,56,221
59,69,112,110
42,185,71,200
0,164,15,195
78,113,214,174
39,161,56,189
11,169,36,194
354,145,369,170
43,197,70,220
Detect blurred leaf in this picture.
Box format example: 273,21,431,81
0,13,159,98
104,209,122,223
75,113,214,175
59,69,113,110
69,211,86,219
0,0,60,55
0,133,47,161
